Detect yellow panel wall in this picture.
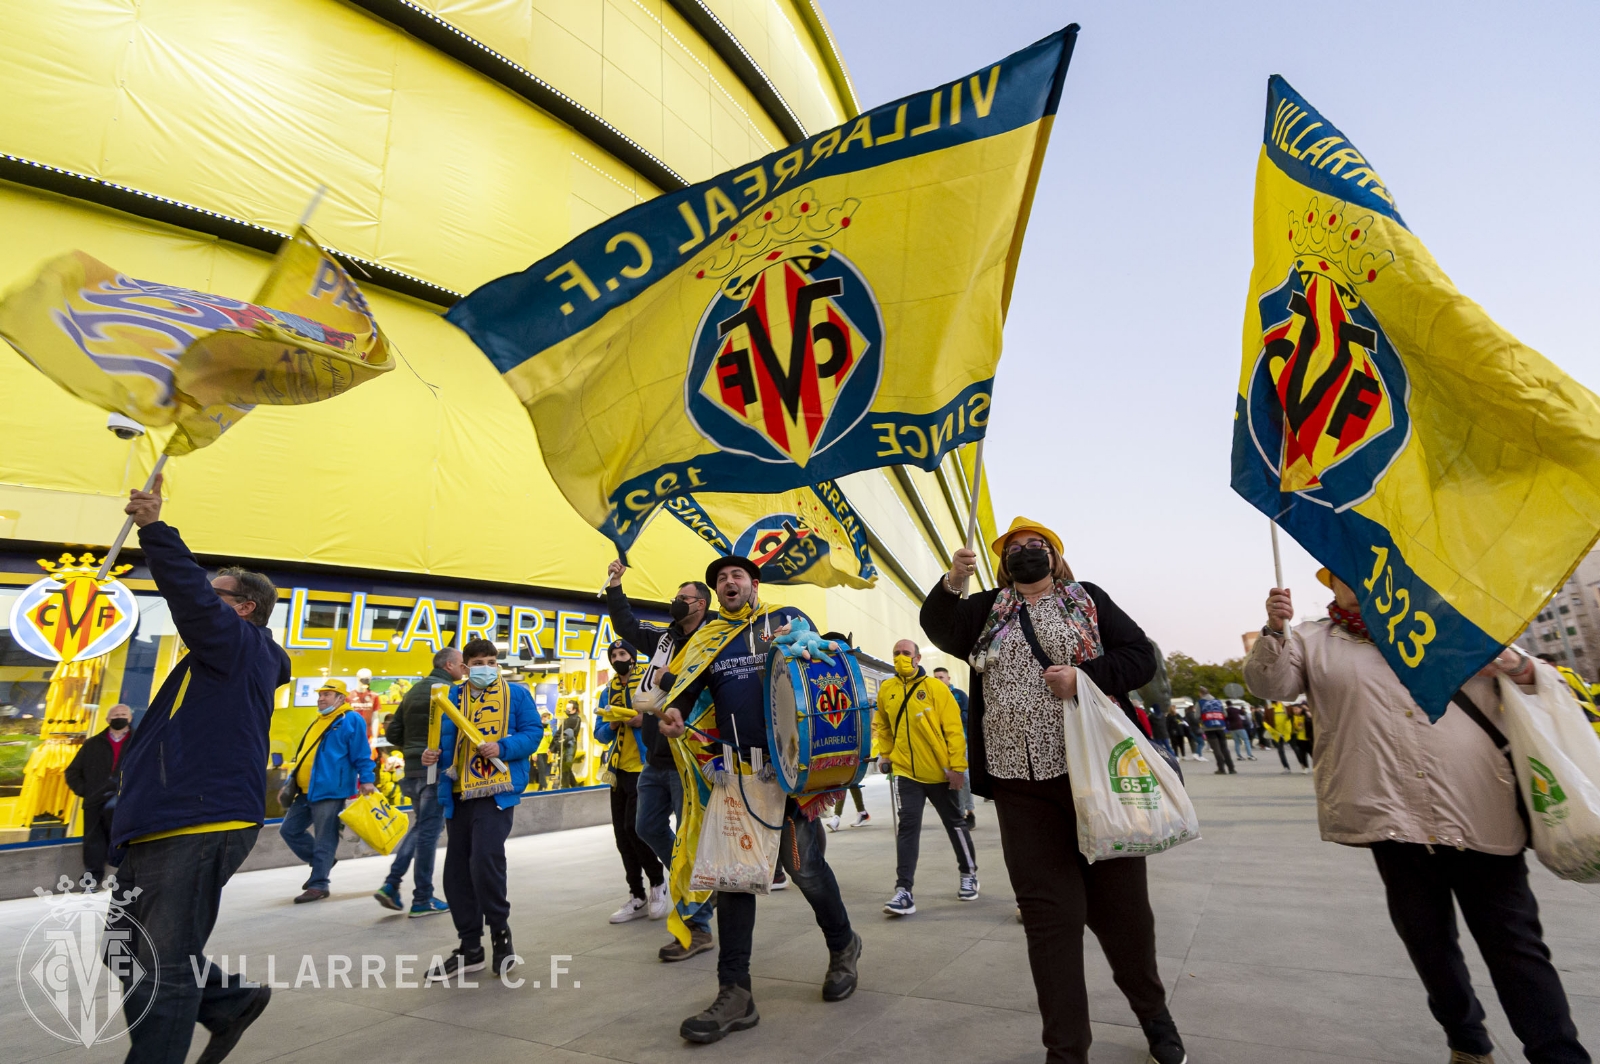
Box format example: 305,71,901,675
703,0,852,135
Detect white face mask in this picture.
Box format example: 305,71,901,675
318,702,341,716
468,665,499,689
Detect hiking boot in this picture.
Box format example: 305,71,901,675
294,888,329,904
373,883,403,911
195,986,270,1064
679,984,759,1043
1140,1011,1187,1064
822,931,862,1001
958,874,979,901
883,887,916,916
659,929,714,962
425,946,485,985
490,928,518,979
1448,1052,1496,1064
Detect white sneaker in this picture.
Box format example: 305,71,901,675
853,811,871,827
825,815,841,833
1300,766,1311,774
609,896,647,923
647,881,670,920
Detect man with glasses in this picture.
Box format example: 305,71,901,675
605,562,717,961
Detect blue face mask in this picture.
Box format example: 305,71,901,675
467,665,499,689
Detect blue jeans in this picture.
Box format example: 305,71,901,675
384,777,444,904
110,827,261,1064
1231,728,1255,759
637,762,711,933
279,796,343,891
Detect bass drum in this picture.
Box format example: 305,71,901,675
765,645,872,796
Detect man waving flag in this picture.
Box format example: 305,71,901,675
1231,76,1600,719
447,27,1078,550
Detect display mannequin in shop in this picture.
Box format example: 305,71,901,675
375,646,465,917
422,639,543,984
557,700,583,788
604,562,718,961
64,702,136,890
278,678,376,903
597,638,669,924
657,555,862,1044
106,473,291,1064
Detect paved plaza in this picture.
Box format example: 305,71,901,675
4,756,1597,1064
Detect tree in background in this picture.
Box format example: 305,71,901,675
1165,652,1253,702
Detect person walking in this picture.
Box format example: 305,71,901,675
1147,701,1176,762
1197,688,1235,774
875,638,978,916
1226,700,1256,761
597,639,668,924
1183,703,1208,762
1261,701,1295,773
373,647,463,917
1288,703,1313,772
106,474,290,1064
278,679,376,903
64,702,136,889
933,664,975,827
920,517,1185,1064
1247,570,1591,1064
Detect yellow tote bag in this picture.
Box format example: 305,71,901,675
339,792,411,855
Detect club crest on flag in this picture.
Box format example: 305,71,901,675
686,188,882,469
1244,197,1410,509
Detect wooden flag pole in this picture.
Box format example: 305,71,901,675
959,440,986,600
96,454,168,581
1270,519,1284,590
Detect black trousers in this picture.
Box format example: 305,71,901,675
1289,737,1312,768
82,799,113,882
891,775,976,890
993,775,1169,1064
1371,842,1589,1063
1271,736,1292,770
609,769,662,898
1204,730,1235,772
443,796,515,949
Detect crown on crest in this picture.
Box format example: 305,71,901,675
38,552,131,583
694,186,860,299
35,874,143,921
1286,197,1395,301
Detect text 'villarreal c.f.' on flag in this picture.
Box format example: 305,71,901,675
446,27,1078,549
1231,76,1600,720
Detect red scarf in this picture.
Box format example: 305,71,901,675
1327,603,1370,641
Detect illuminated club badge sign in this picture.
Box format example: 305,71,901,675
9,554,139,663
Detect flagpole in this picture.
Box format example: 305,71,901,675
959,440,986,600
1270,519,1284,590
97,454,168,581
294,184,327,231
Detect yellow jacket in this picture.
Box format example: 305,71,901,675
872,671,967,784
1262,702,1292,742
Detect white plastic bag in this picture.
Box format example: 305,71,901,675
690,762,786,894
1063,669,1201,862
1498,670,1600,882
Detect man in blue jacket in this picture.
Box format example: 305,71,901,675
422,638,542,984
278,678,376,903
107,474,291,1064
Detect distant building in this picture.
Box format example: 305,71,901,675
1516,550,1600,681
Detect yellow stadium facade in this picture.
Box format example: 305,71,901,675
0,0,996,840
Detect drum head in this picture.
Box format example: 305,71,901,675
768,655,803,791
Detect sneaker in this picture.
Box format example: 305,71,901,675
822,930,862,1001
883,887,916,916
425,946,485,985
1016,907,1023,923
409,898,449,918
373,884,403,911
1139,1011,1187,1064
610,896,648,923
1301,766,1311,773
659,929,714,962
680,983,759,1043
294,888,329,904
963,811,976,830
195,986,270,1064
853,810,871,827
647,881,670,920
958,874,979,901
825,815,842,833
1213,769,1228,775
770,869,789,891
490,927,518,979
1447,1052,1496,1063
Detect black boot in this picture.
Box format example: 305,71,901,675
822,931,862,1001
680,984,759,1043
1139,1010,1187,1064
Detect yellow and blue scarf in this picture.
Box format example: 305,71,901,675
452,681,513,800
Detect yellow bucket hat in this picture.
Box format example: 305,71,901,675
990,516,1064,559
316,678,349,695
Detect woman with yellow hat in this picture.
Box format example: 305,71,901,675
921,517,1183,1064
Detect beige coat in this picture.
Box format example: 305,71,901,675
1244,618,1526,855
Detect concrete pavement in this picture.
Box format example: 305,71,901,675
3,751,1596,1063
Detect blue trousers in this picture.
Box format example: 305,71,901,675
279,796,343,891
637,761,712,933
384,777,444,904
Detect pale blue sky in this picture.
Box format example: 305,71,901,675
820,1,1600,662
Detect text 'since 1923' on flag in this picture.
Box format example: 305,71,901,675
1231,75,1600,720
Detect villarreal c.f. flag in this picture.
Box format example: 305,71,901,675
663,480,876,589
1232,76,1600,720
448,27,1077,549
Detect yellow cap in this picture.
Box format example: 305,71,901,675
1315,567,1333,588
990,516,1064,559
316,678,349,695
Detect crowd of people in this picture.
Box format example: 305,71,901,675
79,478,1593,1064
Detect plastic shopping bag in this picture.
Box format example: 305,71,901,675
1498,671,1600,882
1062,669,1201,862
690,760,786,894
338,792,411,855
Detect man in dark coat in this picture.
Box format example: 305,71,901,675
64,702,136,888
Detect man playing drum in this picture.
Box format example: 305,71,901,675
658,555,862,1044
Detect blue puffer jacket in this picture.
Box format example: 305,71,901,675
437,681,543,817
302,711,375,802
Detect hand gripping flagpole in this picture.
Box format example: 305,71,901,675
959,440,986,600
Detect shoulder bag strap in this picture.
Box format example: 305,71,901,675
1450,690,1532,845
1016,603,1057,670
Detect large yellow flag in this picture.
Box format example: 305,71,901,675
448,28,1078,548
1232,76,1600,718
0,227,393,454
662,480,876,589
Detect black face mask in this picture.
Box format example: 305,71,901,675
107,718,130,731
1008,547,1052,585
612,658,633,675
669,598,691,622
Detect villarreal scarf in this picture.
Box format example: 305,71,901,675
452,681,513,800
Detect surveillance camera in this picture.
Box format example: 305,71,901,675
106,413,145,440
